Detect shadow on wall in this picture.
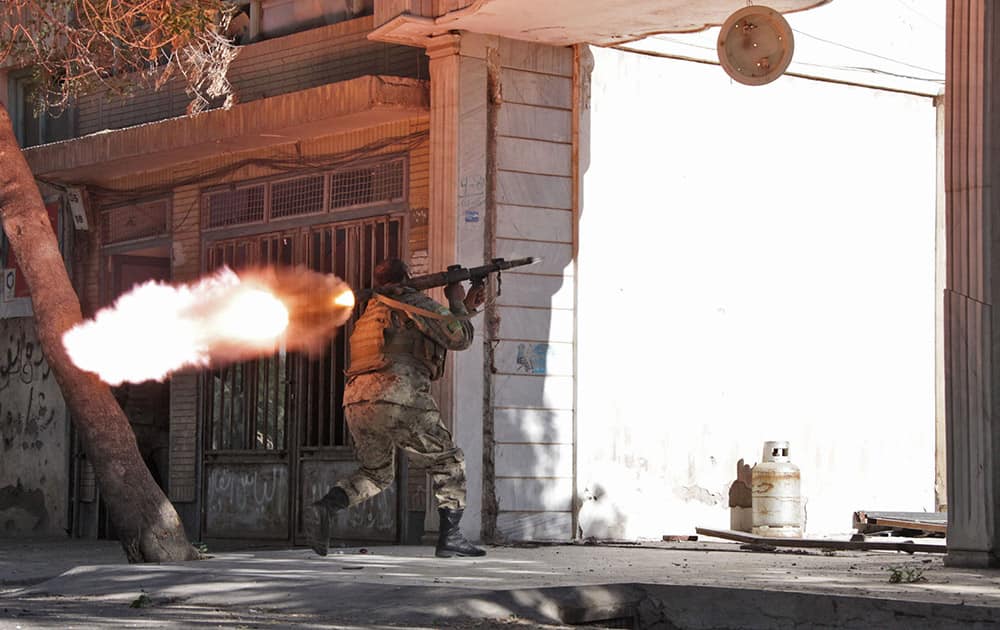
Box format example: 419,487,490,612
490,45,597,543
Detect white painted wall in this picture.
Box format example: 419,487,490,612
577,46,937,538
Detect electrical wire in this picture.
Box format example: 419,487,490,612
37,130,429,208
653,29,944,78
609,44,940,97
648,34,943,83
895,0,945,30
790,28,943,76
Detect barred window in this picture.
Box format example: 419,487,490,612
271,175,324,219
101,199,170,244
201,157,406,231
330,159,405,210
204,185,265,229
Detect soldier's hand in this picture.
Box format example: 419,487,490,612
464,284,486,311
444,282,467,304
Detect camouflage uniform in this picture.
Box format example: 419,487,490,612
334,287,474,511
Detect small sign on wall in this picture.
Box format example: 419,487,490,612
65,187,89,231
1,268,15,302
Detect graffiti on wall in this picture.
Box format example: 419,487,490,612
301,460,396,540
0,318,66,535
205,464,290,538
0,322,52,391
0,321,56,453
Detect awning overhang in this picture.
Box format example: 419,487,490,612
25,75,429,185
370,0,831,47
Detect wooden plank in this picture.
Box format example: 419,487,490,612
853,511,948,535
865,518,947,535
695,527,946,554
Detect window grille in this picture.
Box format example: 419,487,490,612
204,185,265,229
203,214,404,452
201,157,406,231
271,175,324,219
330,158,405,210
101,200,170,244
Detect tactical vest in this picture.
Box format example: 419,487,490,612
347,297,448,380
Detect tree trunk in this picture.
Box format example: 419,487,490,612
0,105,198,563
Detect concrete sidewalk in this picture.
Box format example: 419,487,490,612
1,537,999,628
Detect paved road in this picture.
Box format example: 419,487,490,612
1,538,996,628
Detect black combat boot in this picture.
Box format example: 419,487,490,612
308,487,350,556
435,507,486,558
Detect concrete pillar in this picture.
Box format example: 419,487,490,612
422,32,495,542
943,0,1000,568
426,34,462,286
422,34,461,539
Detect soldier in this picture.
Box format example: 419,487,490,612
308,258,487,558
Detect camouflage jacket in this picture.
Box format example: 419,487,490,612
343,288,474,410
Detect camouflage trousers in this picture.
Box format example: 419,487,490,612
335,402,467,511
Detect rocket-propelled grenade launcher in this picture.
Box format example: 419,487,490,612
382,257,539,296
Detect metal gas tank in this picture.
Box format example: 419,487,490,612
751,440,803,538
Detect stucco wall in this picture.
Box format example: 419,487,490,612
577,47,937,538
0,317,69,536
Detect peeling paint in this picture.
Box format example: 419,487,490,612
673,485,724,507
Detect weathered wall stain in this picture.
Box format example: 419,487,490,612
674,485,725,507
0,318,68,536
0,479,49,532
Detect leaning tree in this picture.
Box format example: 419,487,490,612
0,1,238,562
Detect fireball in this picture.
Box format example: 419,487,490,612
63,266,355,385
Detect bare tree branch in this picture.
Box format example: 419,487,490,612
0,0,239,114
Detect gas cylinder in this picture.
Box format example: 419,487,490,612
751,441,802,538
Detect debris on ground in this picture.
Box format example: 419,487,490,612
696,527,945,554
887,566,928,584
854,511,946,538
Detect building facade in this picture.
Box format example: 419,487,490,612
3,0,977,563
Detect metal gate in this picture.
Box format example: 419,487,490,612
202,214,405,543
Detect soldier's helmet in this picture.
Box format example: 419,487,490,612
374,258,409,287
